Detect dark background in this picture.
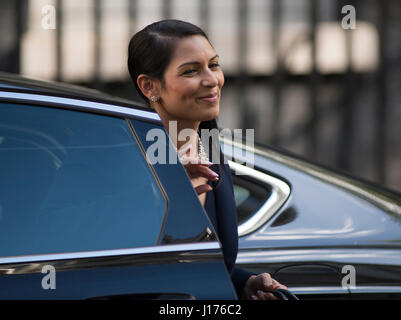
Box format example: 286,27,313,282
1,0,400,193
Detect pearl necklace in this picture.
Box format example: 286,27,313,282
176,133,209,163
197,134,209,162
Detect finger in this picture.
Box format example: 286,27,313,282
258,290,278,300
257,290,268,300
186,165,219,181
180,157,213,166
194,165,219,180
195,184,213,195
271,279,285,290
261,274,273,291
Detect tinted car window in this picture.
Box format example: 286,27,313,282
232,174,272,225
131,119,217,243
0,103,166,257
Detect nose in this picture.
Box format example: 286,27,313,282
201,68,219,87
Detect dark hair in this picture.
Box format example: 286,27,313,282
128,19,209,102
128,19,224,187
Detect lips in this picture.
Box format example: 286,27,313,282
197,93,219,103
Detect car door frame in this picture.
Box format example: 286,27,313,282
0,90,237,300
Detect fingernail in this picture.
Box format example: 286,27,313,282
251,295,258,300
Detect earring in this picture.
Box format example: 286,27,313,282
150,95,159,102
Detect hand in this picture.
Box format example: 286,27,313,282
177,143,218,195
243,273,288,300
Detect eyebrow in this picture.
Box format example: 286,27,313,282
177,54,219,69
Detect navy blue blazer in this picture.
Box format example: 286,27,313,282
204,160,254,298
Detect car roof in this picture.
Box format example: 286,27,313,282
0,72,149,110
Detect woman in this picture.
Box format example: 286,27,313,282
128,19,287,300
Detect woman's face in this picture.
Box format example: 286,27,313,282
156,35,224,123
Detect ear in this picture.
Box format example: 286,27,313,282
137,74,161,101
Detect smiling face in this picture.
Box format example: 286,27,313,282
155,35,224,126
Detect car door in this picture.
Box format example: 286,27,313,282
0,98,236,299
221,139,350,299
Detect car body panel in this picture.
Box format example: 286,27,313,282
0,243,235,299
221,137,401,299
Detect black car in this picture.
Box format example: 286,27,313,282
1,72,401,300
223,136,401,300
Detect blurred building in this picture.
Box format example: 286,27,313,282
1,0,400,193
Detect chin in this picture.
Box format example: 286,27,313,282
207,104,220,120
200,108,219,122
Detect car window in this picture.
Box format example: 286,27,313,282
0,103,166,257
232,174,272,225
226,159,291,236
130,119,217,243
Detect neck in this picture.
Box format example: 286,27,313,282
163,119,201,151
153,104,202,150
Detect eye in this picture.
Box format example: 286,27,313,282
209,63,220,69
183,69,197,75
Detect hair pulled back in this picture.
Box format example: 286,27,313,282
128,19,224,185
128,19,209,102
